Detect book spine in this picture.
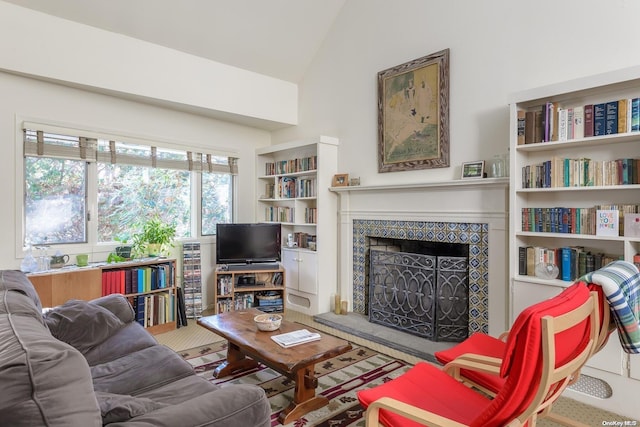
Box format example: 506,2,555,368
618,98,629,133
593,103,606,136
517,110,526,145
605,100,619,135
632,98,640,132
573,106,584,139
584,104,594,137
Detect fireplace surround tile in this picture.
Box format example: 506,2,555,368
352,219,489,335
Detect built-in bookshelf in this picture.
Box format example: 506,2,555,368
256,136,339,315
509,66,640,415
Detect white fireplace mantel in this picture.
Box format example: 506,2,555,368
331,178,509,335
329,177,509,194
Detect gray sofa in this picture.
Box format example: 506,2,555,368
0,269,270,426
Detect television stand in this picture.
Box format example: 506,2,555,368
227,263,280,271
214,265,286,314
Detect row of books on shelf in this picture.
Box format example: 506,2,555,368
263,207,318,225
521,205,640,237
101,263,174,296
216,293,254,313
291,232,316,250
276,176,317,198
265,206,295,223
521,157,639,188
265,156,317,175
518,98,640,145
304,208,317,224
129,293,175,327
518,245,621,281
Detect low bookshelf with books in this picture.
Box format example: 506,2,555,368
213,265,286,314
28,258,177,335
102,258,177,335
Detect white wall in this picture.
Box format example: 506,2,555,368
273,0,640,185
0,1,298,129
0,71,271,305
270,1,640,419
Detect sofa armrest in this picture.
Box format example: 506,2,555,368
104,385,270,427
90,294,135,324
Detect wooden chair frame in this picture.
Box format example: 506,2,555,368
364,292,598,427
443,290,609,427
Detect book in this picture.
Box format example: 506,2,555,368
632,98,640,132
592,102,605,136
271,329,321,348
573,106,584,139
595,209,619,237
524,111,535,144
517,110,526,145
618,98,630,133
518,246,528,275
583,104,594,137
605,100,618,135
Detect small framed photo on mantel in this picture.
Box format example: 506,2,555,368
461,160,485,179
332,173,349,187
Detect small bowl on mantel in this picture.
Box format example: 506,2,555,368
254,313,282,331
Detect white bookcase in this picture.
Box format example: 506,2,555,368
509,66,640,419
256,136,339,315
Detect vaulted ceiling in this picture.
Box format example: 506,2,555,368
3,0,346,83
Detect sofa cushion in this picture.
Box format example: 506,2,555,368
44,299,124,354
83,321,158,366
95,391,169,424
92,344,196,395
0,270,43,315
0,282,101,425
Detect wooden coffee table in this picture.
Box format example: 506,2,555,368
197,308,352,424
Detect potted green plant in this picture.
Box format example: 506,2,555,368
132,216,177,257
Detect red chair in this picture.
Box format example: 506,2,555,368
435,283,611,399
357,283,598,427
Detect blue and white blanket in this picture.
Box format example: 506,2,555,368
580,260,640,354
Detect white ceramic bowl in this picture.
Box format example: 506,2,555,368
254,313,282,331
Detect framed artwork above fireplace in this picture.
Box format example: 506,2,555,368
377,49,450,173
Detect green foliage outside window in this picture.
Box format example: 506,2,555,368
97,163,191,242
24,157,87,245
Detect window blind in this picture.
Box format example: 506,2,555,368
23,127,238,174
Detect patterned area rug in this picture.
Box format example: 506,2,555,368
180,341,411,427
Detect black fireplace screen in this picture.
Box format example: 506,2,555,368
368,249,469,342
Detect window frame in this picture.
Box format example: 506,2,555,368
16,118,238,257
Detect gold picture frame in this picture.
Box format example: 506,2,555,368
332,173,349,187
378,49,450,173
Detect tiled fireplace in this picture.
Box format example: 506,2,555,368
333,179,509,336
353,219,488,335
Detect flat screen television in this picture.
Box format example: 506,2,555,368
216,223,281,265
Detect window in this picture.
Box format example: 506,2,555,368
24,157,87,245
201,171,233,235
97,163,191,242
23,126,237,247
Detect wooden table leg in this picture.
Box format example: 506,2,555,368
213,342,259,378
278,365,328,424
